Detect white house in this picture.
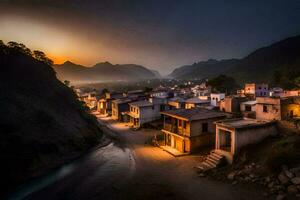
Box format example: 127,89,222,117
127,99,163,128
210,93,225,107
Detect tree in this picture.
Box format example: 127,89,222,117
208,74,239,94
144,87,153,93
7,41,32,56
294,77,300,89
102,88,109,94
33,50,54,66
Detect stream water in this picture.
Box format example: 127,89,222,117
7,143,135,200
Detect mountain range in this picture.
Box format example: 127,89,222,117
169,35,300,84
53,61,160,84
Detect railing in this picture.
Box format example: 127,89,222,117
163,123,188,136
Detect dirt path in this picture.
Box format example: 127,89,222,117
97,116,270,200
21,115,269,200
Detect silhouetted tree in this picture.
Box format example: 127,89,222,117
7,41,32,56
33,50,54,66
144,87,153,93
102,88,109,94
208,74,239,94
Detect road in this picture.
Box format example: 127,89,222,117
21,115,268,200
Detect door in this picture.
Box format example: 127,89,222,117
166,134,171,146
290,110,294,118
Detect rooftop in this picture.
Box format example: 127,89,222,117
129,100,153,107
168,97,185,103
113,98,133,104
215,118,275,129
185,97,210,104
161,108,226,121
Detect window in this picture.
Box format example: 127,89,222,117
245,105,252,112
178,120,182,127
137,109,139,114
183,121,187,128
263,105,268,113
202,123,208,133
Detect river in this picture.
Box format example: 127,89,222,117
8,142,135,200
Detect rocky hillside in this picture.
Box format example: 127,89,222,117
54,61,160,84
169,35,300,84
0,42,103,195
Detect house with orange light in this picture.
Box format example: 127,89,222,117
256,96,300,121
160,108,226,154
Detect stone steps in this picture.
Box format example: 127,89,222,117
197,151,225,172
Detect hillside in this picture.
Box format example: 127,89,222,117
169,35,300,84
0,42,103,195
168,59,239,79
54,61,160,84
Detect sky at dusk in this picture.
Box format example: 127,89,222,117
1,0,300,75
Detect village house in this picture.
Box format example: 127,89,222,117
167,97,185,109
160,108,226,153
256,96,300,121
82,92,99,109
111,98,136,122
97,92,123,115
185,96,211,109
127,98,165,128
214,118,277,163
240,100,257,118
150,87,172,99
244,83,269,97
270,87,300,98
220,96,248,113
191,84,212,97
210,93,225,107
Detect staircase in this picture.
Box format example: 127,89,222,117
197,150,225,172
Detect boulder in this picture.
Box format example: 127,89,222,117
291,177,300,185
278,173,290,185
287,185,298,194
227,172,236,180
284,170,294,179
276,194,286,200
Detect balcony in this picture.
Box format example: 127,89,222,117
163,123,188,136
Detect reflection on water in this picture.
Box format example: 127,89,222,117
7,143,135,200
8,163,75,200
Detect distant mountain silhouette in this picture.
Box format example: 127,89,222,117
54,61,160,83
169,35,300,83
0,43,102,195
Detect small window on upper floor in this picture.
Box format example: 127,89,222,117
178,120,182,127
202,123,208,133
263,105,268,113
183,121,187,129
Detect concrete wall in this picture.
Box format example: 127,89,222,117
234,124,277,154
256,97,281,121
190,118,218,137
190,134,215,152
139,105,161,125
211,93,225,107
